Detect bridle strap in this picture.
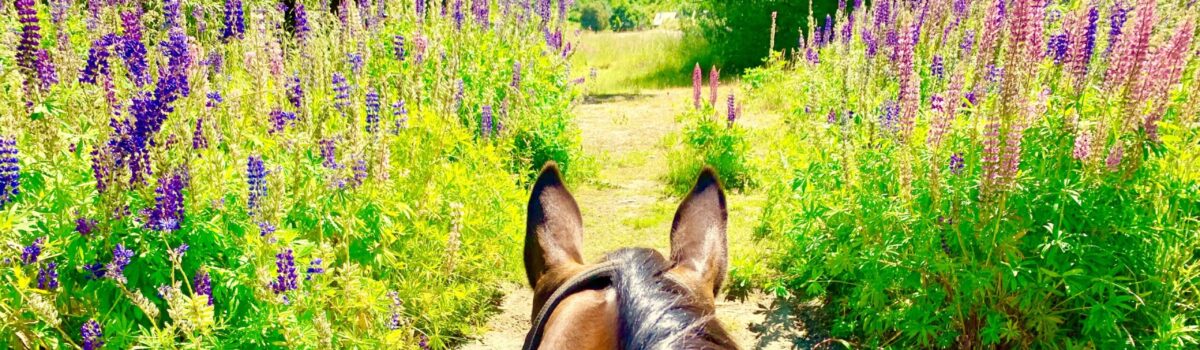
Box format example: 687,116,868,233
523,262,618,350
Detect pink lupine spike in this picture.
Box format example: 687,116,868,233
1105,0,1156,94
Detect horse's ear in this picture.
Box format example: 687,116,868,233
669,167,728,297
525,162,585,290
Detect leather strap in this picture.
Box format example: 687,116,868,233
523,262,618,350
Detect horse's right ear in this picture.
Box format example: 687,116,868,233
524,162,585,290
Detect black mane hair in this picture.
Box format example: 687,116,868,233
604,248,737,350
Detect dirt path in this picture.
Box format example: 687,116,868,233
462,87,798,349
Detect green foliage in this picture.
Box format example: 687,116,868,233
686,0,839,71
665,109,753,196
577,1,612,31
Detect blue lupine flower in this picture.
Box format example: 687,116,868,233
194,270,212,305
81,319,104,350
366,89,381,134
163,0,182,29
333,73,351,111
287,74,303,109
207,91,223,108
931,55,944,80
259,221,276,237
949,153,965,175
294,2,310,41
481,105,493,138
247,156,267,214
223,0,245,40
106,244,134,283
394,35,406,61
84,263,107,279
148,169,187,232
306,259,324,280
270,248,298,294
76,217,98,236
21,237,43,265
320,139,341,170
351,159,367,187
37,262,59,290
80,34,118,85
348,52,364,75
119,10,150,87
193,118,209,150
1047,33,1069,64
269,110,297,134
0,136,19,209
14,0,41,79
512,62,522,88
880,100,899,132
393,100,408,132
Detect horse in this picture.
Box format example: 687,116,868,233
522,162,739,349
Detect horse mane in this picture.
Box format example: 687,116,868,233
604,248,737,350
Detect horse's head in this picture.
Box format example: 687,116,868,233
522,162,737,349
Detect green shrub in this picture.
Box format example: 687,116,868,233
578,1,612,31
665,110,754,196
687,0,839,71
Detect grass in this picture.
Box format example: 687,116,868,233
570,30,696,94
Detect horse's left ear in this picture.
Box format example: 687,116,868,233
668,167,728,298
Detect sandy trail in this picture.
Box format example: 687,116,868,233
462,87,802,349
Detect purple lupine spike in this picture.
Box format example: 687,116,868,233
306,259,325,280
20,237,43,265
726,94,737,127
348,52,364,75
1104,0,1154,92
709,66,719,107
692,63,702,109
351,159,367,187
392,100,409,133
119,10,150,87
1066,7,1099,87
1047,32,1069,64
270,248,298,293
148,169,187,232
194,270,212,305
1072,129,1092,160
931,55,944,80
896,28,918,140
206,91,223,108
247,156,267,214
481,105,493,137
394,35,406,61
81,319,104,350
332,73,351,112
14,0,41,76
106,244,134,284
454,79,465,112
537,0,552,24
416,0,427,18
223,0,245,40
287,74,303,109
76,217,98,236
194,6,207,34
37,261,59,290
35,50,58,90
0,136,19,209
880,100,899,133
512,61,522,88
474,0,491,28
258,221,276,237
294,2,310,41
320,139,341,169
949,153,965,175
961,29,976,56
366,89,381,134
1106,141,1124,171
1106,2,1129,56
269,110,297,134
80,35,117,85
164,0,182,29
453,0,465,30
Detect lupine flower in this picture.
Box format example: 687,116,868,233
864,31,879,57
978,0,1007,62
348,52,365,75
21,237,43,265
1047,33,1069,64
692,63,702,109
1135,20,1194,142
194,6,207,34
259,221,277,237
306,259,325,280
37,262,59,290
726,94,737,127
454,79,465,112
949,153,965,175
806,47,820,64
1072,129,1092,160
80,35,118,85
106,244,134,283
247,156,267,214
416,0,427,18
35,50,58,90
164,0,182,29
511,61,522,88
413,35,428,64
394,35,406,61
388,290,404,330
709,66,719,107
190,119,209,152
148,170,187,232
269,110,297,134
481,105,494,137
81,319,104,350
931,55,944,80
294,2,310,41
351,159,368,187
333,73,351,111
320,139,341,169
981,117,1002,197
1106,2,1129,56
536,0,552,24
1104,0,1154,93
119,10,150,87
84,263,106,279
880,100,900,132
393,100,409,132
0,137,19,209
1106,141,1124,171
827,110,838,124
206,91,223,108
896,28,918,140
194,270,212,305
453,0,465,30
271,248,298,294
76,217,98,236
1066,7,1099,89
366,89,382,134
14,0,41,76
223,0,245,40
474,0,491,28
